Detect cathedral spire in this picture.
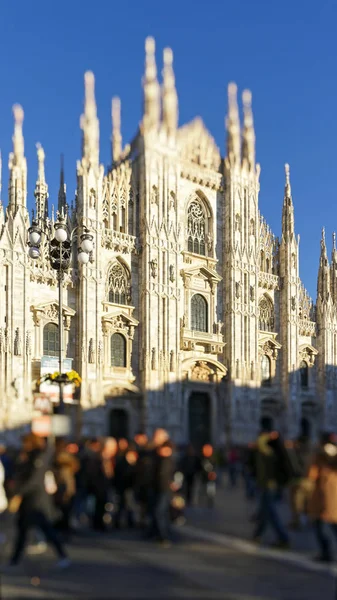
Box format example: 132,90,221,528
142,36,160,133
162,47,178,136
330,232,337,303
318,226,330,302
282,163,295,240
225,83,241,166
58,154,67,213
242,90,255,169
80,71,100,168
34,143,49,222
111,97,122,163
8,104,27,213
0,150,2,202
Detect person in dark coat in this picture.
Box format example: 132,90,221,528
180,444,200,506
252,424,290,549
8,433,69,567
114,445,137,529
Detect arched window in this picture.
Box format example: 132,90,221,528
187,200,206,256
43,323,59,357
107,262,130,305
111,333,126,367
191,294,208,332
259,296,274,331
300,361,309,388
261,355,271,386
266,257,270,273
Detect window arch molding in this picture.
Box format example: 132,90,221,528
258,294,274,332
186,191,213,257
106,260,131,305
190,293,208,333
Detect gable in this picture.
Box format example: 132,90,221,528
177,118,221,171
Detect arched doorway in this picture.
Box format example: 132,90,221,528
109,408,129,439
188,392,211,449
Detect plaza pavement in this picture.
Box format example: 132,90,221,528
0,529,335,600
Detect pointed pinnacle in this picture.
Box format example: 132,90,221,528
144,36,157,81
12,104,25,160
84,71,97,118
36,143,46,183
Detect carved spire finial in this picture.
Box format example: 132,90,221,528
12,104,25,163
162,47,178,135
318,225,330,302
0,150,2,202
8,105,27,212
112,97,122,163
226,82,241,165
80,71,100,167
34,143,49,221
242,89,255,168
333,232,336,251
58,154,67,212
284,163,291,197
142,36,160,132
36,143,45,184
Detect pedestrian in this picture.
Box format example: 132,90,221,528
53,440,80,535
180,444,200,506
7,433,69,569
152,437,175,546
308,433,337,562
252,422,290,549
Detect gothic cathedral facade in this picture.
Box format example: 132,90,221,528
0,37,334,446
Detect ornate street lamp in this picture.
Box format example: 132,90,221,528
27,211,94,413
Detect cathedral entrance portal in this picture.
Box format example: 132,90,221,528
188,392,211,449
109,408,129,439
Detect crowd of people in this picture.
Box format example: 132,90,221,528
2,419,337,568
0,428,217,569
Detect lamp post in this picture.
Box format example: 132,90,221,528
27,211,93,415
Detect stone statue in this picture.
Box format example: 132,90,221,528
14,328,22,356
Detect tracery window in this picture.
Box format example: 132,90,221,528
261,354,271,386
111,333,126,367
107,262,130,305
300,361,309,388
43,323,59,357
191,294,208,332
187,200,206,255
258,296,274,331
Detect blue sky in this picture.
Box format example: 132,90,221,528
0,0,336,298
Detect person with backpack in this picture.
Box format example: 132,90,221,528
252,421,290,549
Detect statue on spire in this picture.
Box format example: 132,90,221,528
34,143,49,222
8,104,27,212
242,90,255,169
112,97,122,163
12,104,25,164
80,71,100,168
162,47,178,136
225,83,241,166
142,36,160,132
